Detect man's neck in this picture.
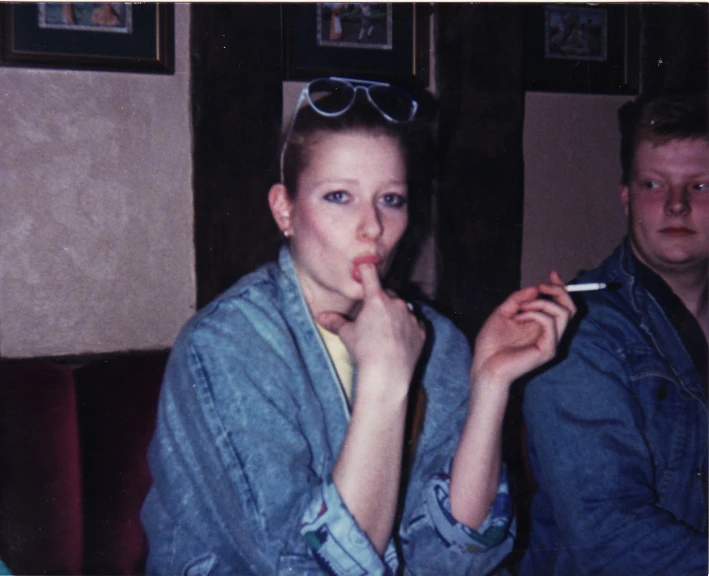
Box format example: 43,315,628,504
660,268,707,314
629,242,708,341
658,265,709,342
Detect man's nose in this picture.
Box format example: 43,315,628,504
665,184,691,215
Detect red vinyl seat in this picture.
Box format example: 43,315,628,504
0,359,83,575
0,351,168,575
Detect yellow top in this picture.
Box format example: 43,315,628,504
317,325,354,407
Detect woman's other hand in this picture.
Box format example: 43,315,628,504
470,270,576,390
449,271,575,527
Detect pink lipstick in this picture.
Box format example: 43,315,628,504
351,254,381,282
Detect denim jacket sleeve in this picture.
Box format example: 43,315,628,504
142,300,396,575
523,314,707,575
398,308,515,575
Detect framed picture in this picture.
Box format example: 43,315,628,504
1,3,174,73
283,3,429,88
524,4,639,94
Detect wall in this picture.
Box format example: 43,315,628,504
0,8,632,358
521,92,630,287
0,5,194,358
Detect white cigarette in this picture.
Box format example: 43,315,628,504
565,282,608,292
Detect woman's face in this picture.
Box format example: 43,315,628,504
274,131,408,317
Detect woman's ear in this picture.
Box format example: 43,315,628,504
268,184,293,237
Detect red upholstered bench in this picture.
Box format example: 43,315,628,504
75,352,167,575
0,359,83,575
0,351,168,575
75,351,167,575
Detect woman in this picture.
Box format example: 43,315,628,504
141,78,575,575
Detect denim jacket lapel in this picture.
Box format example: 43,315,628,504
618,240,707,408
275,245,352,455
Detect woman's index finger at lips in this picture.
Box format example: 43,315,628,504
356,262,383,297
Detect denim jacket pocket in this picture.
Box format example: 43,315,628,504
182,553,216,576
628,353,688,449
624,349,705,522
625,349,676,383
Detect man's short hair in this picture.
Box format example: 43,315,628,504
618,90,709,185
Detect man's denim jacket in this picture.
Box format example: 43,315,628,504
141,246,514,575
521,239,708,576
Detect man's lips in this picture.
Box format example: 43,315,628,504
660,227,695,237
351,254,381,282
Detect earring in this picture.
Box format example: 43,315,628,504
283,229,291,238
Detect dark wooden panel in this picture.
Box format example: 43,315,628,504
641,4,708,93
435,3,526,341
191,3,284,307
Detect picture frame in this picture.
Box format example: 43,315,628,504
283,3,429,88
524,4,639,94
0,3,174,74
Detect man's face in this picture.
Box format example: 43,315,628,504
620,138,709,277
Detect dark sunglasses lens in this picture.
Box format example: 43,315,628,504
308,79,355,114
368,85,416,121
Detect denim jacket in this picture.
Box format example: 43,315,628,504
521,239,708,576
141,246,514,575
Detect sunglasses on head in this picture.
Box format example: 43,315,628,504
280,77,419,183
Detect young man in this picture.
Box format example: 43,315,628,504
521,91,708,575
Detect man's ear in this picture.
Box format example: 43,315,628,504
619,184,630,217
268,184,293,236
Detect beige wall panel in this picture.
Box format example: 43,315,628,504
521,92,630,287
0,5,194,357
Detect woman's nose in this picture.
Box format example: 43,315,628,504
665,184,691,215
357,204,384,240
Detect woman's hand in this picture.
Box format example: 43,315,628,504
317,263,426,400
450,272,575,527
470,271,576,390
321,263,424,552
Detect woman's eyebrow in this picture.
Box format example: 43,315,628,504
309,177,359,188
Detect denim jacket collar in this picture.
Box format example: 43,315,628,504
589,238,706,405
276,244,353,424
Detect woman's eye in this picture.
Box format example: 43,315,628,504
381,193,407,208
693,182,709,192
640,180,661,190
323,190,350,204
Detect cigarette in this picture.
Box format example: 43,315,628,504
565,282,608,292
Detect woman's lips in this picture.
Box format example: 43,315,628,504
351,254,381,282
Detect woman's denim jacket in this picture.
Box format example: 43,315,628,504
521,239,708,576
141,246,514,575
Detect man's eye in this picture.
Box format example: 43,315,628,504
693,182,709,191
324,191,349,204
641,180,661,190
381,193,407,208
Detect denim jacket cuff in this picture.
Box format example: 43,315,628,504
299,475,398,575
425,461,513,553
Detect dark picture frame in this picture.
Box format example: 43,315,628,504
283,3,429,88
524,4,639,94
0,3,174,74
